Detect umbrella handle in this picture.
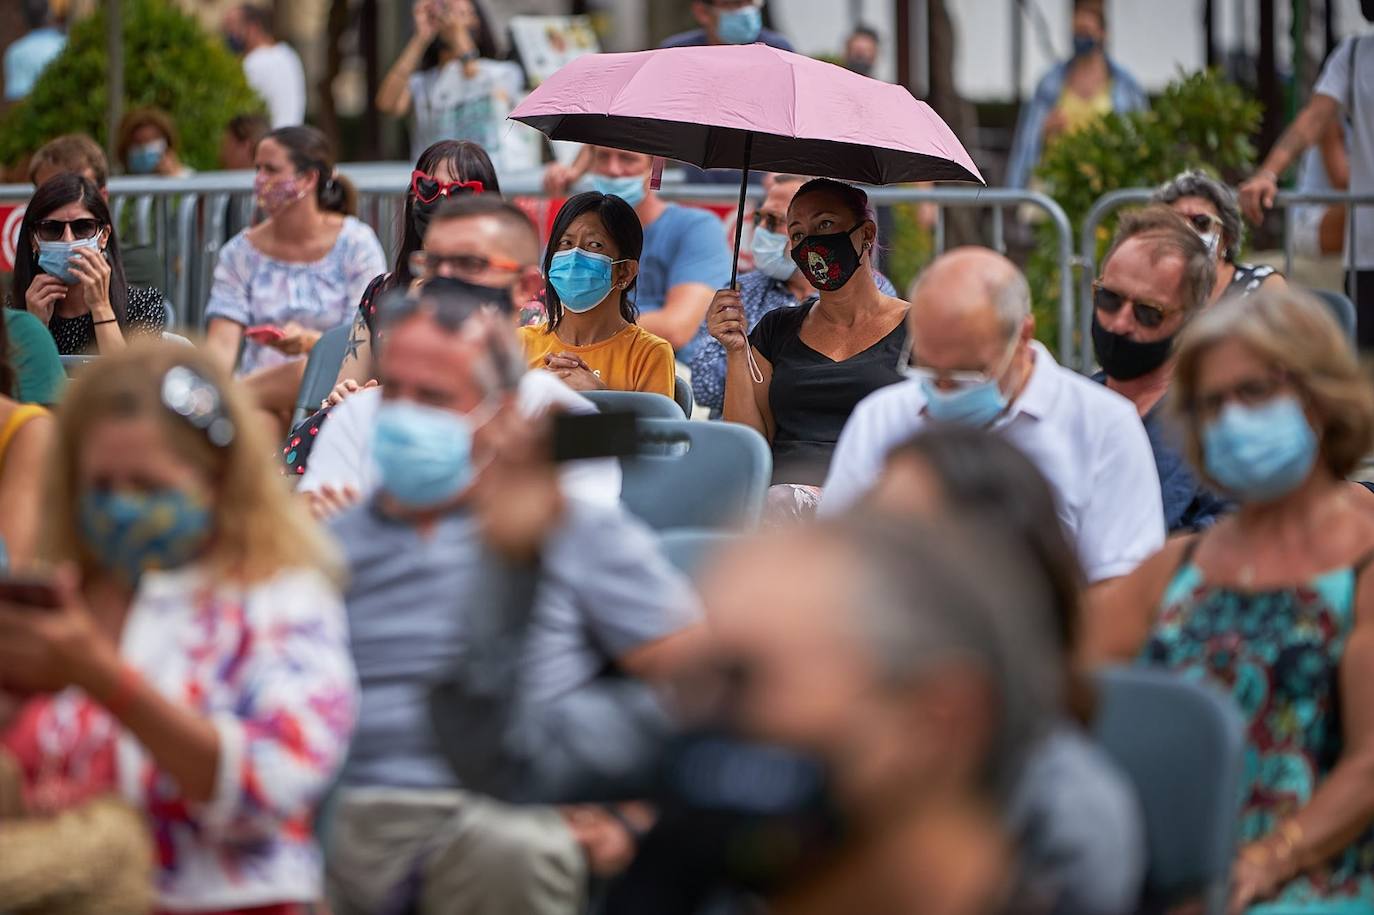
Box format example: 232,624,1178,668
729,131,754,290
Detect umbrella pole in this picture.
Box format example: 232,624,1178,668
729,131,754,288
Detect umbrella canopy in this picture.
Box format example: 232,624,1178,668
510,43,983,186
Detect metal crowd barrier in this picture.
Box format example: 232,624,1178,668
1079,188,1374,372
0,168,1078,366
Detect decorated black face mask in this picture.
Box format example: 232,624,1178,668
1091,314,1177,381
791,224,865,292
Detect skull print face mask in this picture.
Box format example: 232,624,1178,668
790,223,865,292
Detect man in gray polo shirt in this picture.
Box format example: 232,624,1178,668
324,291,702,915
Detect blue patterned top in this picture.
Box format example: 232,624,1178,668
1142,547,1374,910
205,217,386,375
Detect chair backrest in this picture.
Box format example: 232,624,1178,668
581,390,684,420
161,331,194,347
673,374,694,418
59,354,98,375
292,323,353,426
1092,666,1246,915
656,528,736,578
619,419,771,530
1310,288,1358,345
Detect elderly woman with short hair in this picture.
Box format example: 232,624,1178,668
1093,289,1374,914
1154,170,1288,303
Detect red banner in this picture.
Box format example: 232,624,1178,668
0,204,25,273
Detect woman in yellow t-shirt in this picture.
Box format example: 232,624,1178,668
519,192,676,399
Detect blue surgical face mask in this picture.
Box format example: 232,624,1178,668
1203,395,1318,502
918,377,1009,427
1072,33,1101,57
79,487,214,585
373,399,478,509
751,226,796,281
37,236,102,285
549,248,624,314
592,173,648,208
717,4,763,44
127,138,167,175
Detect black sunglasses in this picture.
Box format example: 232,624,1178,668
35,218,102,242
161,365,235,448
1182,212,1221,234
1092,282,1172,330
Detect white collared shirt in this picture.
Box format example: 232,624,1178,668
820,342,1165,582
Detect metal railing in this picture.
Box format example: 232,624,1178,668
0,169,1078,364
1078,188,1374,371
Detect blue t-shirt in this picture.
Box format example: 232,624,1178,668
659,28,794,52
3,28,66,100
637,204,733,361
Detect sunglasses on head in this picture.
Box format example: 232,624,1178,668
1092,281,1171,330
161,365,235,448
35,218,102,242
411,170,485,205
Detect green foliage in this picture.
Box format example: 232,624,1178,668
1025,69,1262,350
0,0,265,172
884,202,934,297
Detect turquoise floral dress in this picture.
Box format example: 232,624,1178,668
1142,540,1374,913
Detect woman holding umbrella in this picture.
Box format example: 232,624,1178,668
708,178,908,516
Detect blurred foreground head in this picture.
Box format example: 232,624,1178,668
699,513,1061,820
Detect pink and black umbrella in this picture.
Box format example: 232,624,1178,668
510,43,983,283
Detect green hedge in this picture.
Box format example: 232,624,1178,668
0,0,265,172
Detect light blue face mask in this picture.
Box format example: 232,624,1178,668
592,173,647,208
127,138,167,175
373,399,478,509
751,226,796,281
717,4,763,44
37,236,102,285
549,247,625,314
1203,395,1318,502
918,377,1008,427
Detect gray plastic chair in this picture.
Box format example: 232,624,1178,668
58,354,98,374
1310,288,1358,345
581,390,684,420
656,528,735,578
673,374,694,418
291,323,353,427
1093,666,1247,915
619,419,772,530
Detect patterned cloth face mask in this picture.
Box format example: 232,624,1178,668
79,488,214,585
790,224,865,293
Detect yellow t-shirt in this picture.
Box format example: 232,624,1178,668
518,323,676,400
1055,82,1113,136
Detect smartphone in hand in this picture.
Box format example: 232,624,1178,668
245,325,287,345
0,576,60,611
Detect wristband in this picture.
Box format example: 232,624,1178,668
1256,168,1279,183
93,317,118,326
103,663,142,719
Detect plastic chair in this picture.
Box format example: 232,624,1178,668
1311,288,1358,345
657,528,735,578
1092,666,1247,915
291,323,353,427
673,374,694,418
58,354,98,375
619,419,772,530
581,390,684,420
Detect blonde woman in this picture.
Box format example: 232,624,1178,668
0,341,357,915
1089,291,1374,914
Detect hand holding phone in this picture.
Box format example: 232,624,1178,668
0,576,60,612
245,324,287,345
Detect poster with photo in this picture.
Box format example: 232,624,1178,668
509,15,601,88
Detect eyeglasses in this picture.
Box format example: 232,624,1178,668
907,335,1019,391
34,218,102,242
410,170,485,204
1191,370,1291,419
409,251,525,278
1181,212,1222,234
1092,281,1174,330
752,211,786,233
161,365,235,448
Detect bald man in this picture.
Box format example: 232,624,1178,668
821,247,1164,593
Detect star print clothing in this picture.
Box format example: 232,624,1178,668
1141,539,1374,909
45,285,166,355
517,323,676,400
0,565,359,911
748,301,909,487
205,217,386,375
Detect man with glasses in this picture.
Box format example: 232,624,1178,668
299,196,620,516
820,246,1164,596
1091,206,1227,533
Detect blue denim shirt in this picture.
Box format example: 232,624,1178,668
1092,374,1230,533
688,269,897,418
